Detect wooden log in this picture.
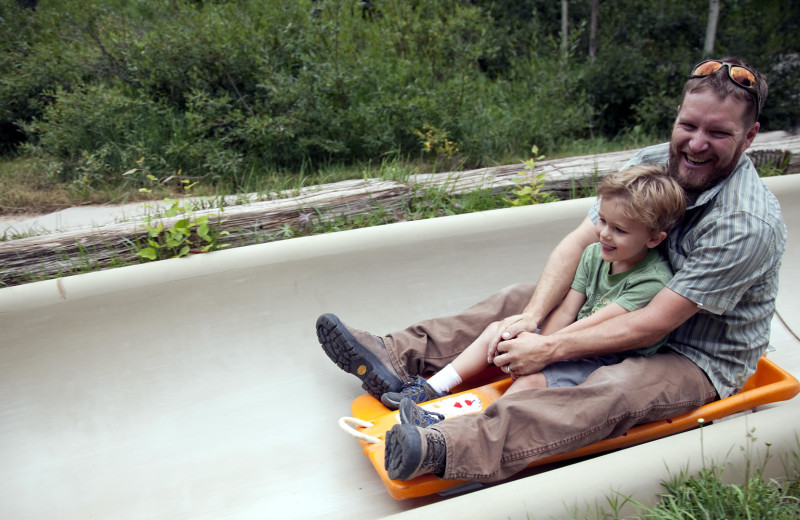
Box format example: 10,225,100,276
0,179,411,284
410,135,800,198
2,136,799,286
409,148,636,198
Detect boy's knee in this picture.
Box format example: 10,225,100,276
507,372,547,394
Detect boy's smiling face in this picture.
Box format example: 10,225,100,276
596,196,666,274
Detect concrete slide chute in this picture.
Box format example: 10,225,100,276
1,178,799,519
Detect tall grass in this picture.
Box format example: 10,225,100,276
569,428,800,520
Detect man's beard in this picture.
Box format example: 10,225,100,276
667,143,743,194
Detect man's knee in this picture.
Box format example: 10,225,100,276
501,283,536,296
495,283,535,313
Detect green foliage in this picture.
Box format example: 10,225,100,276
1,0,799,189
506,171,549,207
270,181,515,242
505,146,558,206
592,428,800,520
0,0,96,152
639,464,800,519
573,0,800,137
137,198,230,261
2,0,593,183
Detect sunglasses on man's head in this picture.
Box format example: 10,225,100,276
689,59,761,119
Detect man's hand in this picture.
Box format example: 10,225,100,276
491,331,558,376
486,313,539,364
492,288,700,375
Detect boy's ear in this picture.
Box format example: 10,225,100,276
647,231,668,249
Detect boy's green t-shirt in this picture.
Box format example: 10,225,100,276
571,243,673,357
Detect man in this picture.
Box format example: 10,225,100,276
317,57,786,482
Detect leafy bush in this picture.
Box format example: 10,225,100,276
22,82,239,186
137,198,230,261
3,0,799,189
0,0,97,151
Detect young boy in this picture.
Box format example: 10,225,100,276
381,164,686,416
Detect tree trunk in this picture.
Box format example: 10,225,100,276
704,0,720,57
589,0,599,60
561,0,569,58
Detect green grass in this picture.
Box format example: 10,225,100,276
0,135,657,218
641,467,800,519
564,429,800,520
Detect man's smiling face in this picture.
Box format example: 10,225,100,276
668,89,759,194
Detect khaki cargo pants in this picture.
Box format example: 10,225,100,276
383,284,717,482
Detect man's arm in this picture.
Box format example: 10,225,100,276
492,287,699,374
550,301,629,336
523,216,598,323
488,216,597,361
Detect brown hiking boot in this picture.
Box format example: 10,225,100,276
384,423,447,480
316,313,404,399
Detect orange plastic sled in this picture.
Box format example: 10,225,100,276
339,356,800,500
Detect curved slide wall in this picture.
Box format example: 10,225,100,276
1,178,799,519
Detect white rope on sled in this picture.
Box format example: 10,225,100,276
338,417,381,444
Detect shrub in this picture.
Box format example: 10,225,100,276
7,0,800,189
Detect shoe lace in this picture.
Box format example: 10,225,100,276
421,408,444,423
401,376,427,392
421,429,447,476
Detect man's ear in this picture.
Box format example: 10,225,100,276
647,231,668,249
742,121,760,152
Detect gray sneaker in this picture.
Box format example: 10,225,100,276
384,423,447,480
316,313,404,399
380,375,446,410
398,397,444,427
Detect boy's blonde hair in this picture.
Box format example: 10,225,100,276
597,164,686,234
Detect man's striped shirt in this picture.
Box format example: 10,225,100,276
589,142,787,397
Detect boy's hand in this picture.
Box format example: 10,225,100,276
487,313,539,363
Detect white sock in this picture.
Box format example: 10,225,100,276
427,364,462,394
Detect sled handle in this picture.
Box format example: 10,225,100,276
338,417,381,444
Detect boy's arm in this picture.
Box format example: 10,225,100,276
538,288,587,335
488,217,598,359
551,301,628,336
